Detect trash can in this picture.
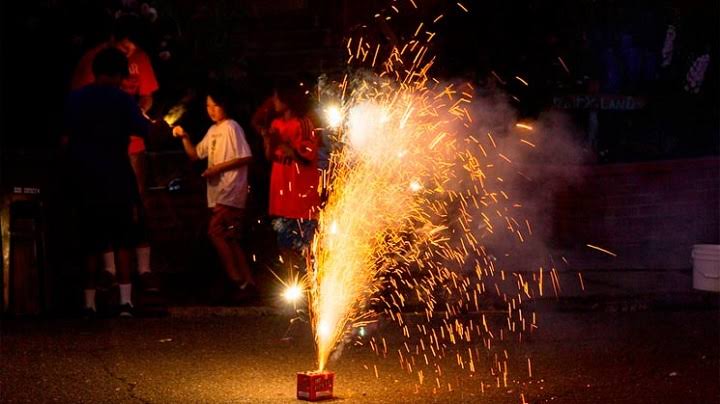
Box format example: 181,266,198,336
1,189,48,315
692,244,720,292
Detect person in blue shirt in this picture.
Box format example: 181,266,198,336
64,47,149,317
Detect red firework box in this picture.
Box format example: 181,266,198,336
296,370,335,401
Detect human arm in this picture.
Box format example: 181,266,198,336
172,126,200,161
138,95,153,114
263,126,281,161
253,98,278,160
275,142,302,162
266,118,315,163
251,96,275,136
202,156,252,178
128,95,151,139
70,48,97,90
137,51,159,114
287,117,318,164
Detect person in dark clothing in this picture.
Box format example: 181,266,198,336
64,47,149,317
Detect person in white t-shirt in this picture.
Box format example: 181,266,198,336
173,87,256,299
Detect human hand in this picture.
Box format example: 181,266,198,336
278,143,296,159
202,165,222,178
172,126,188,138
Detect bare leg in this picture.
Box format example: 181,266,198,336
130,151,153,276
229,240,255,286
83,255,99,311
136,244,152,274
116,248,134,307
210,234,243,283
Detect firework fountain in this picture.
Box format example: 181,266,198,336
298,1,558,399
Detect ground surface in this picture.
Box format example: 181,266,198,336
2,306,719,403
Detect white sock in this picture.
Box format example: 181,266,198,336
119,283,133,306
136,246,151,274
84,289,96,310
102,251,116,275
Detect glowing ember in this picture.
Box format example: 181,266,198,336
586,243,617,257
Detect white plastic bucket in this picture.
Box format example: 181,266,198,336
692,244,720,292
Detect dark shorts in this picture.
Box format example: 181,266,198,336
77,198,145,254
68,154,148,252
208,204,246,240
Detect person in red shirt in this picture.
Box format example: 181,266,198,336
71,16,159,145
263,85,321,270
70,15,160,296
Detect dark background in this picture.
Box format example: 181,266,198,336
0,0,717,313
1,0,718,159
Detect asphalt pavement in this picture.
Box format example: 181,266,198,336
2,304,719,403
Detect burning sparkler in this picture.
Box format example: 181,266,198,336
163,104,186,127
164,92,195,127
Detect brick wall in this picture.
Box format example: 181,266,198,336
140,154,718,300
553,157,719,270
144,155,719,274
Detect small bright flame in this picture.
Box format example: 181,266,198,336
284,284,304,302
163,104,186,127
324,105,343,128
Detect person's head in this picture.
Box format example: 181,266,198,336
110,15,142,57
206,86,235,123
92,47,129,86
274,83,310,118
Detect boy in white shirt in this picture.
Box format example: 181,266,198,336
173,87,256,299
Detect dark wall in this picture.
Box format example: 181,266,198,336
1,0,718,159
555,157,719,269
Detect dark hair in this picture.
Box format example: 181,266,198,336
276,83,310,117
207,85,237,117
92,47,129,78
112,15,142,44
